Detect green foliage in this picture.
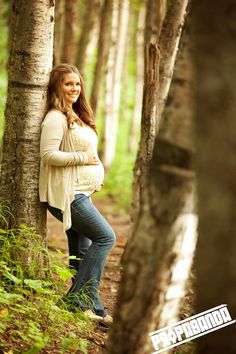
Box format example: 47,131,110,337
0,226,93,353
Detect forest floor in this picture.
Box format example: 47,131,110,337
47,196,131,353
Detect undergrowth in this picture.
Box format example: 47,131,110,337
0,225,94,353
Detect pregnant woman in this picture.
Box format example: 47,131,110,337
39,63,116,325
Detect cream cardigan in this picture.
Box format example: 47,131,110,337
39,109,90,231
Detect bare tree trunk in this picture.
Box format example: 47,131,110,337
53,0,64,65
76,0,101,74
101,0,130,170
145,0,166,44
0,0,54,235
158,0,188,124
90,0,113,116
153,23,197,332
131,0,165,222
131,0,189,222
61,0,78,64
106,44,159,354
128,4,145,153
194,1,236,353
107,13,195,353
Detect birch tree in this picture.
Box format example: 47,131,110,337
0,0,54,234
101,0,130,170
128,4,145,153
132,0,188,221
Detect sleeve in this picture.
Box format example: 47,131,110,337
40,113,88,166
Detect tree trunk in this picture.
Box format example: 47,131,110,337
106,44,160,354
76,0,101,74
90,0,113,116
101,0,130,170
194,1,236,353
131,0,165,222
0,0,54,235
53,0,64,65
61,0,78,64
128,4,145,153
154,22,197,332
145,0,166,44
131,0,189,222
158,0,188,125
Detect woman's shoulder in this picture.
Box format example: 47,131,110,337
44,109,66,120
42,109,67,130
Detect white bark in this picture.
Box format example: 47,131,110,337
128,5,145,153
102,0,130,170
0,0,54,234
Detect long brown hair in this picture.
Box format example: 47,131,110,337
47,63,97,132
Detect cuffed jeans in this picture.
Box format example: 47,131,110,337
47,193,116,317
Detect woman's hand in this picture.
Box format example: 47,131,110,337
85,149,100,165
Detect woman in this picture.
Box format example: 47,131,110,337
39,63,115,325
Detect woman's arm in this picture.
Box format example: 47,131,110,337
40,112,88,166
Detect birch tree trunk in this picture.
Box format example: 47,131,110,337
194,1,236,353
152,23,197,334
131,0,189,221
76,0,101,74
107,15,195,354
90,0,113,116
61,0,78,64
158,0,188,126
101,0,130,170
106,44,159,354
0,0,54,235
128,4,145,153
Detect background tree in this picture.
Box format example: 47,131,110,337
128,3,145,153
194,0,236,353
106,1,194,353
0,0,54,234
90,0,113,116
61,0,78,64
100,0,130,170
132,0,188,221
53,0,64,65
76,0,102,74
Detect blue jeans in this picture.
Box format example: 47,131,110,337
47,194,116,317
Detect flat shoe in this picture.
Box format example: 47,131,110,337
83,309,113,327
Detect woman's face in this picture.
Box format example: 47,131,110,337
61,72,81,107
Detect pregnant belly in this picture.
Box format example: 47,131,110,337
75,162,105,191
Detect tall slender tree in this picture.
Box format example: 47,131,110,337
53,0,64,65
101,0,130,170
0,0,54,234
194,0,236,353
132,0,188,221
128,4,145,153
76,0,101,74
90,0,113,116
61,0,78,64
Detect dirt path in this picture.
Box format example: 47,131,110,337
47,197,130,353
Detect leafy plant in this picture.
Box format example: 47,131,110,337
0,225,94,353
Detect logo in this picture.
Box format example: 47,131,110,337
149,304,235,353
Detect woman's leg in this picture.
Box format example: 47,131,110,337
66,228,91,275
68,194,116,317
47,204,91,276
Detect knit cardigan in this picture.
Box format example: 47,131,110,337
39,109,88,231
